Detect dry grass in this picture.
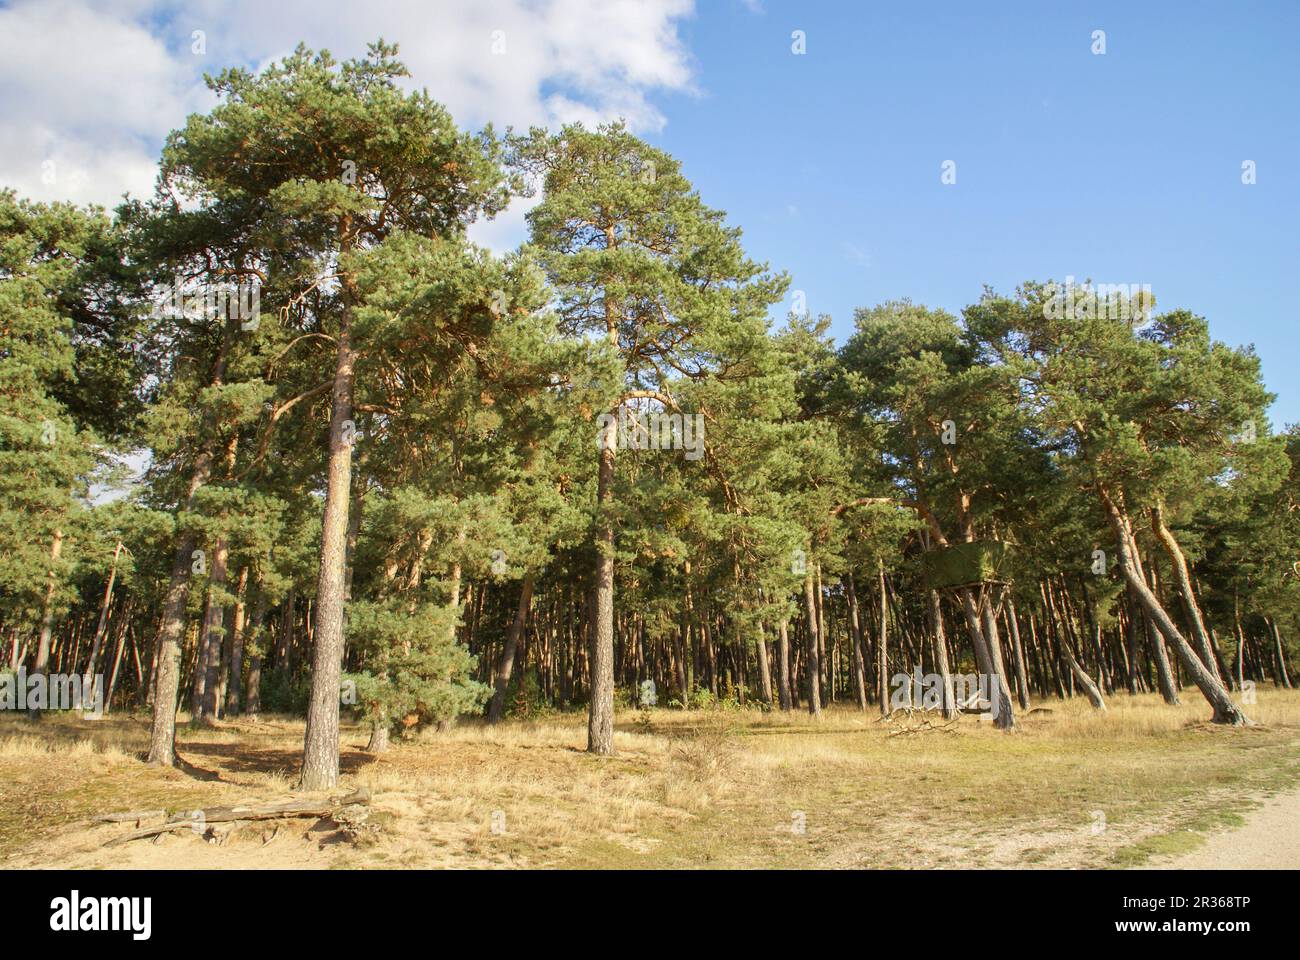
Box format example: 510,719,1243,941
1,688,1297,869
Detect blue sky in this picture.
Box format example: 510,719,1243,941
4,0,1296,423
641,1,1300,425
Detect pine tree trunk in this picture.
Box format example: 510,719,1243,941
876,561,889,717
1150,504,1224,683
958,588,1015,729
1101,490,1249,725
300,318,359,790
1271,620,1292,688
197,535,230,721
1005,600,1031,710
588,408,617,755
979,596,1016,727
82,541,122,696
104,616,130,714
928,589,958,719
488,575,534,723
28,529,65,720
755,621,773,707
845,574,868,711
224,567,249,716
776,618,792,711
802,574,822,716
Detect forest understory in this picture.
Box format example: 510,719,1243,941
3,690,1296,870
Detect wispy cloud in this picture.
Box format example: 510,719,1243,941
0,0,699,210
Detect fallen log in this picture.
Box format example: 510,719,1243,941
102,788,370,847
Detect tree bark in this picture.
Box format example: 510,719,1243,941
300,316,359,790
223,567,249,716
1101,489,1249,724
81,541,122,697
928,589,958,719
1150,503,1224,683
776,618,792,711
197,535,230,721
754,621,773,707
1270,619,1292,689
1005,599,1031,710
876,560,890,716
845,574,868,711
588,404,618,755
488,575,534,723
802,574,822,716
28,529,65,720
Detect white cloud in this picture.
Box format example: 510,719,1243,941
0,0,698,236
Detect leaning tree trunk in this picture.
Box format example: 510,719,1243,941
1270,619,1292,689
1101,491,1249,725
1059,629,1107,711
1005,600,1031,710
958,588,1015,730
488,575,535,723
1150,503,1224,684
81,540,122,699
300,316,359,790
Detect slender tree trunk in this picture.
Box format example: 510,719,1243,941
802,574,822,717
1101,490,1249,724
958,588,1015,729
147,320,235,762
224,567,249,716
1005,599,1031,710
488,575,535,723
104,618,130,714
1270,619,1292,689
755,621,773,707
301,313,359,790
776,618,792,711
1150,504,1224,683
876,560,889,717
244,594,267,718
82,541,123,696
845,574,868,711
197,535,230,721
928,589,958,719
28,529,65,720
1061,638,1107,711
588,405,618,755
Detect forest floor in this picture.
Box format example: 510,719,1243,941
1,688,1298,870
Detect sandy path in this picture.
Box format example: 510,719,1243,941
1160,786,1300,870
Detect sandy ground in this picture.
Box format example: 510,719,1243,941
1159,785,1300,870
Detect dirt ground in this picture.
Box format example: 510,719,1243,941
2,690,1298,870
1159,784,1300,870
